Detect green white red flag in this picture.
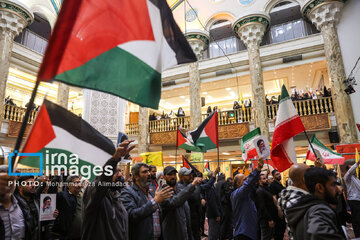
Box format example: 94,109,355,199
241,128,261,160
37,0,196,109
189,112,218,152
271,85,305,172
306,136,345,164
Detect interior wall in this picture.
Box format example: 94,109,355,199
337,0,360,140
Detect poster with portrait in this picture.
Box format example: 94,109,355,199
254,136,271,159
40,194,56,221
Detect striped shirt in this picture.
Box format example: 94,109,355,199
0,196,26,240
147,193,161,239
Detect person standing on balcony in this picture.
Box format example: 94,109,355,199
177,107,185,117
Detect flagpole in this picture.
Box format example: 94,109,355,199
217,147,219,168
12,80,40,171
303,130,318,160
175,147,178,169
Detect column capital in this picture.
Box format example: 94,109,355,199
232,14,270,47
0,0,33,37
185,31,209,60
302,0,344,30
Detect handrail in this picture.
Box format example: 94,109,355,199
2,104,38,124
125,97,334,135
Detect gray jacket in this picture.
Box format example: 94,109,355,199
286,195,344,240
120,183,159,240
160,183,195,240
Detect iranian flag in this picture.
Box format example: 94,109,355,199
306,136,345,164
176,127,203,152
38,0,196,109
19,100,115,179
241,128,261,160
189,112,218,152
271,85,305,172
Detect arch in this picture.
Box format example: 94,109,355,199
29,4,57,29
204,12,235,32
264,0,301,14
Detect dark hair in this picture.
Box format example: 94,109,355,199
66,175,80,183
226,177,233,182
272,170,279,176
43,196,51,203
217,173,225,181
131,163,149,178
18,176,35,185
148,165,156,171
257,139,264,147
304,167,336,194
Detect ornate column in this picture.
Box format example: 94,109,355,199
185,31,209,129
0,1,32,125
56,83,69,108
138,106,149,154
233,15,270,138
303,0,357,143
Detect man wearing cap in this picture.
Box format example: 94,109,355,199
160,166,203,240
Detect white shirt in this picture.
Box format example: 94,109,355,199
344,161,360,201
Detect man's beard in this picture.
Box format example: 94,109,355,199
324,189,338,205
167,179,177,187
139,177,151,188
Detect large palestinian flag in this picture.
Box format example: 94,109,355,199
241,128,261,160
189,112,218,152
37,0,197,109
19,100,115,179
306,136,345,164
177,127,203,152
271,85,305,172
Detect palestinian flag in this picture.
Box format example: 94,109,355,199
241,128,261,160
271,85,305,172
38,0,196,109
204,161,210,172
189,112,218,152
182,155,190,169
182,155,199,173
19,100,115,179
306,136,345,164
176,127,203,152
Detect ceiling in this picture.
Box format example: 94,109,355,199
158,60,328,113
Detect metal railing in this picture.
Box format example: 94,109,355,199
125,97,334,135
3,104,38,124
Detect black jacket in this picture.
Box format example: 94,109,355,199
52,190,79,237
160,183,196,240
120,183,159,240
0,195,37,240
255,185,278,222
82,158,128,240
14,193,39,240
286,194,344,240
205,183,222,219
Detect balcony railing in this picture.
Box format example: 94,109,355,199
125,97,334,135
3,104,38,124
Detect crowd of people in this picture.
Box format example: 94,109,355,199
1,140,359,240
